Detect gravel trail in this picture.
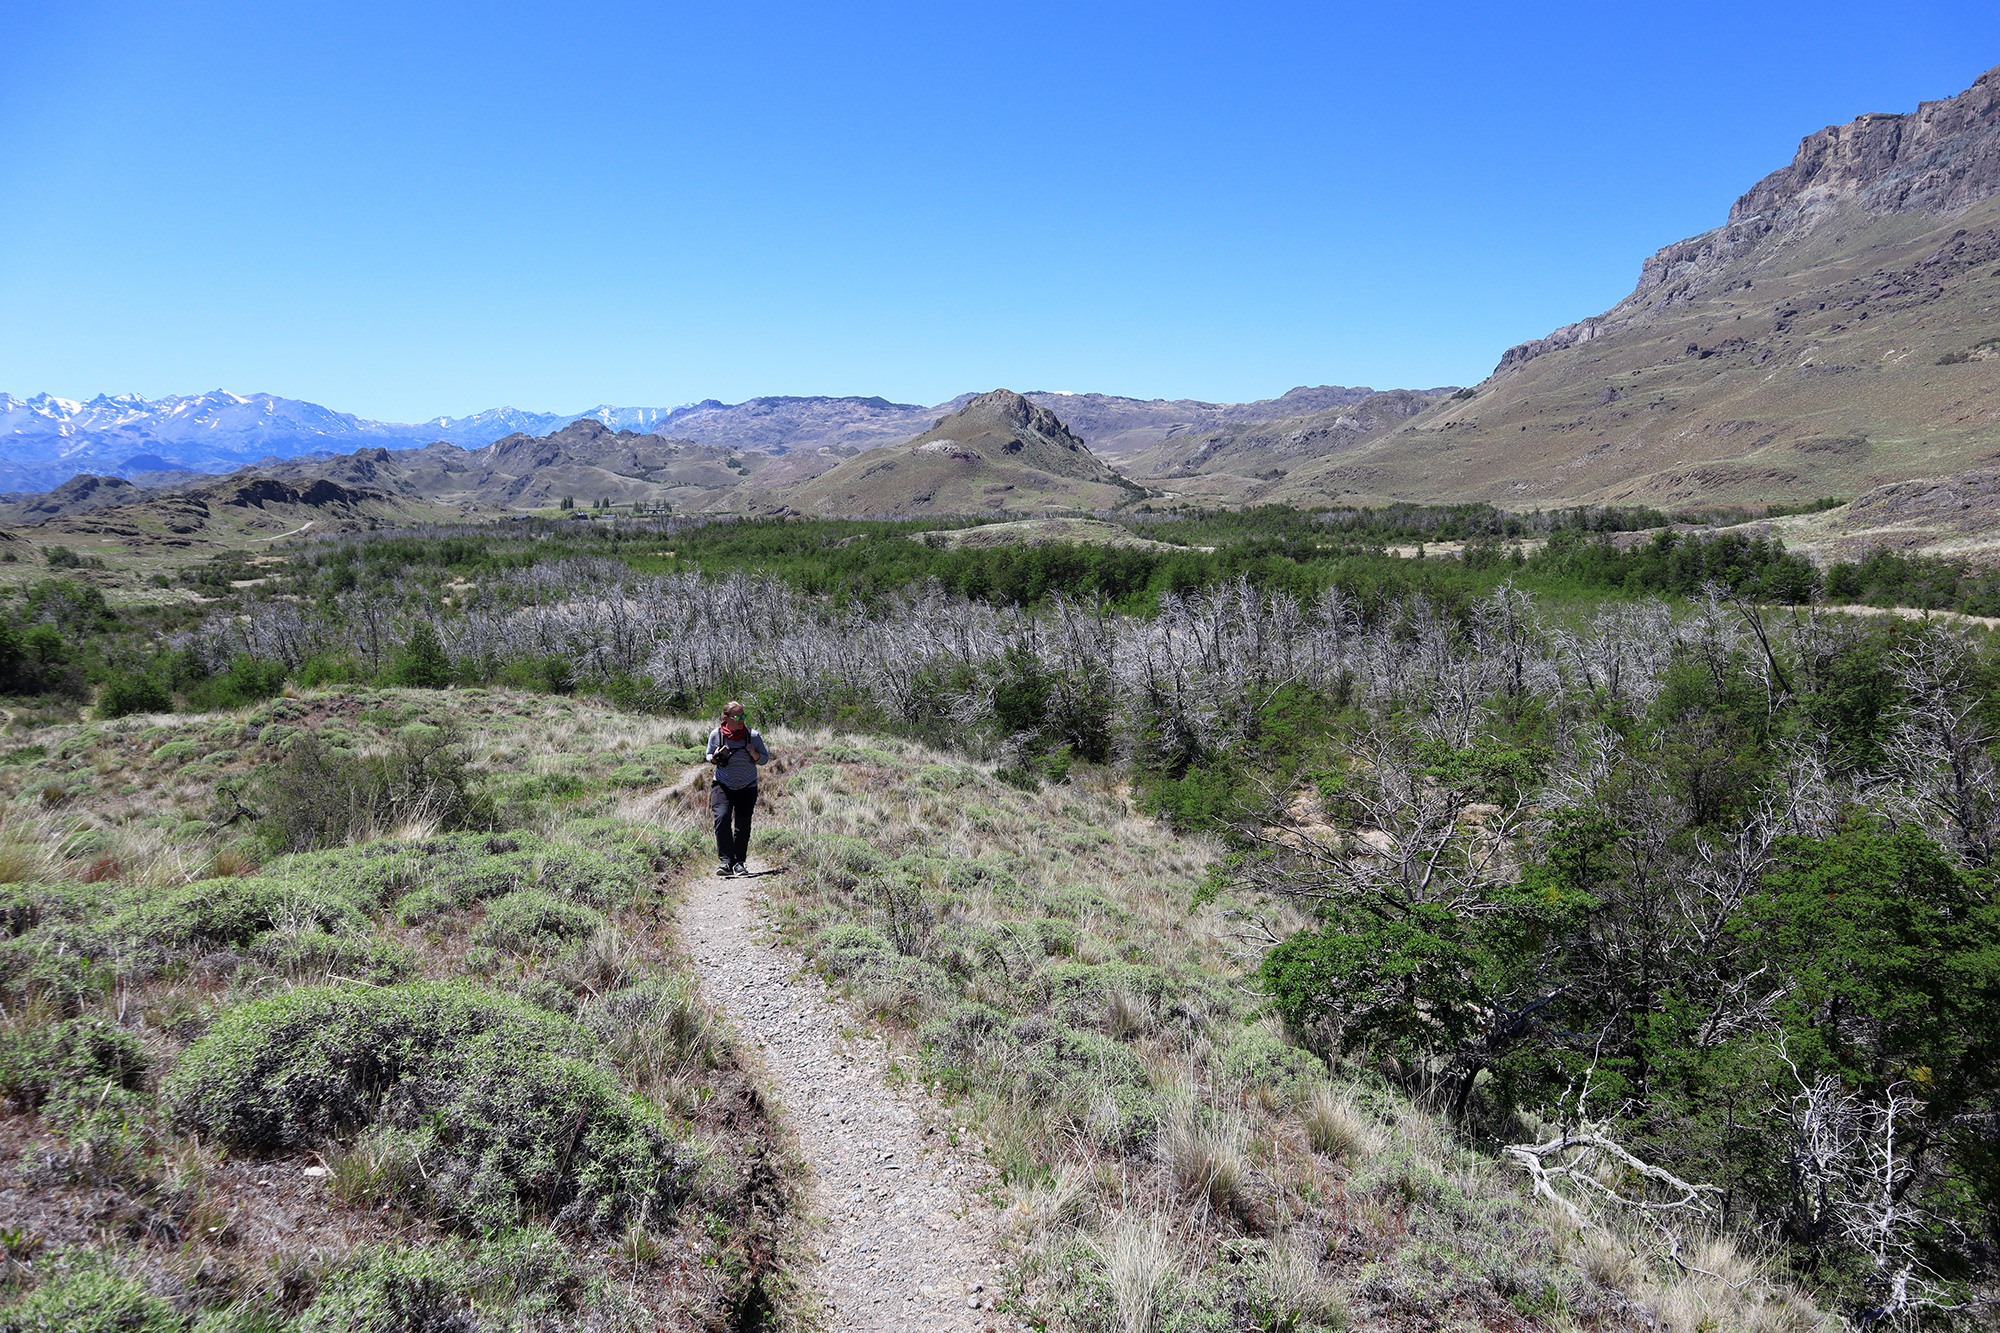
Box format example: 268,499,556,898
680,860,1019,1332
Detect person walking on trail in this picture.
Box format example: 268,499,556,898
707,700,770,877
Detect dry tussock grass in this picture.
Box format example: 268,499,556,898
747,722,1825,1333
1302,1087,1378,1161
1097,1215,1180,1333
1160,1101,1252,1221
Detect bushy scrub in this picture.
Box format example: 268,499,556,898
0,1252,179,1333
256,725,494,853
0,937,106,1016
275,830,654,922
1216,1026,1328,1104
473,889,603,952
0,1016,149,1110
813,921,949,1018
111,877,368,952
295,1228,598,1333
166,981,695,1233
248,928,415,985
95,671,171,720
919,1002,1155,1139
1034,962,1181,1029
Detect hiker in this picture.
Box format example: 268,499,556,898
706,700,771,876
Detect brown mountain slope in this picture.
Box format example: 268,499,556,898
232,420,835,512
646,395,937,455
639,385,1437,461
0,474,146,523
1122,390,1447,504
14,476,445,552
777,390,1142,515
1318,63,2000,509
1014,385,1449,459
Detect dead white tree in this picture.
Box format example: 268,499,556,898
1880,629,1998,866
1778,1053,1957,1329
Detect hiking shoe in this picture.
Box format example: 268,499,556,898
731,861,748,876
716,861,735,877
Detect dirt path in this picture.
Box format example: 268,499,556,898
679,859,1019,1332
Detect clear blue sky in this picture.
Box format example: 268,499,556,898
4,1,1997,422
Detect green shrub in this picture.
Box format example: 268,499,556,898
0,1252,179,1333
1031,916,1080,957
1015,1021,1150,1101
152,740,201,765
810,835,882,889
249,929,415,985
1088,1084,1162,1152
293,830,646,916
110,878,367,953
294,1246,465,1333
0,1017,149,1109
1215,1027,1327,1103
184,657,286,711
295,1229,585,1332
278,834,525,912
96,673,171,720
0,939,105,1016
387,624,453,690
392,886,457,926
0,886,42,935
1034,962,1176,1027
166,981,695,1232
255,723,300,750
256,726,493,854
818,922,894,962
811,922,949,1020
294,654,371,688
473,890,603,952
919,1003,1150,1113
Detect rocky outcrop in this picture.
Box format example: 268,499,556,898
0,474,154,525
1494,63,2000,374
1838,468,2000,533
926,389,1106,477
784,390,1138,515
1730,65,2000,223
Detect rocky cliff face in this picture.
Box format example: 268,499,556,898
1311,64,2000,512
1496,63,2000,374
1730,65,2000,222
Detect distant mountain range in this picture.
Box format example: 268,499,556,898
0,385,1433,496
0,391,727,491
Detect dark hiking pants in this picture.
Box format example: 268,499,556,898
711,782,758,864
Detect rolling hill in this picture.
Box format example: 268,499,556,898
222,419,822,513
1119,389,1449,504
10,475,445,560
778,389,1143,515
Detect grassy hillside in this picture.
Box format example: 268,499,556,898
750,738,1824,1333
1282,62,2000,512
1331,197,2000,510
0,689,797,1333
